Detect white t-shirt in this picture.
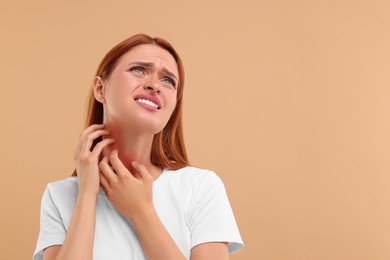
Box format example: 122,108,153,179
33,166,243,260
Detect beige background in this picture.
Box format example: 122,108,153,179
1,0,390,259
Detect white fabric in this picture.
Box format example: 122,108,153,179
33,166,243,260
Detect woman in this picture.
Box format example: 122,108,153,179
33,34,243,260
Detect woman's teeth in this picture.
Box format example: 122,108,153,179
136,98,159,109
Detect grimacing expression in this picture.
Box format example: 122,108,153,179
95,44,179,134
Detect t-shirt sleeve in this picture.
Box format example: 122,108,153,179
188,171,244,254
33,185,67,260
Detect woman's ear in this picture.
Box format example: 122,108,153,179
93,76,106,104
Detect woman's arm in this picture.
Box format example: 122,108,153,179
133,210,229,260
128,206,229,260
191,242,229,260
44,195,97,260
131,205,187,260
43,124,114,260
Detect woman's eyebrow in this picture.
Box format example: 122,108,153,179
129,61,154,68
161,68,177,80
129,61,178,80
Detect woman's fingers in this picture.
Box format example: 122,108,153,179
79,129,111,158
73,124,108,197
74,124,105,159
109,150,130,178
90,137,115,160
99,171,110,190
99,156,117,183
131,161,153,182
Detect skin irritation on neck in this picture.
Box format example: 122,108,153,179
101,122,162,180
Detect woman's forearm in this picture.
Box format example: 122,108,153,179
130,206,186,260
55,194,97,260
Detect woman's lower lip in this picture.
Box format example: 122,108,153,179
135,101,159,112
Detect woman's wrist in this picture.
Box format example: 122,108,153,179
127,204,156,226
127,204,186,260
77,192,98,204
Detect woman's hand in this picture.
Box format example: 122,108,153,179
74,124,115,198
98,150,154,221
99,150,187,259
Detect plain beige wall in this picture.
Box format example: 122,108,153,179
1,0,390,259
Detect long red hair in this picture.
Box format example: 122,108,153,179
71,34,189,176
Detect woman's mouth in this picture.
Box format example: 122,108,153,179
135,98,160,109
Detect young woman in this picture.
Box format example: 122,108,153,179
33,34,243,260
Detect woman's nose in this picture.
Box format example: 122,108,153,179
143,78,161,94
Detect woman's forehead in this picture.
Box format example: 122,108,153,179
118,44,179,76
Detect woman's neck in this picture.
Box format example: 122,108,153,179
101,123,162,179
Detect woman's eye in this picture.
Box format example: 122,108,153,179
162,77,177,89
129,66,145,74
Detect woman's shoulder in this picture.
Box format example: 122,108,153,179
165,166,224,187
167,165,217,177
45,176,78,196
47,176,77,187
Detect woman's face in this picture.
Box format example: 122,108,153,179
95,44,179,134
